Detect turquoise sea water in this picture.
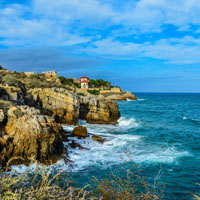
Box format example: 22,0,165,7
13,93,200,199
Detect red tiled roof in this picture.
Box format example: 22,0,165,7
81,76,88,79
81,80,89,83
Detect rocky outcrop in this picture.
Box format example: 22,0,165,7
28,88,120,125
78,93,120,124
0,105,64,167
92,135,105,143
28,88,79,125
103,91,137,101
0,109,4,123
73,126,88,137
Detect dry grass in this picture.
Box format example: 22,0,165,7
89,162,164,200
0,158,90,200
4,157,197,200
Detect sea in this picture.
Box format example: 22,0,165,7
12,93,200,200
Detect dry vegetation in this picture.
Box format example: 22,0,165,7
0,158,168,200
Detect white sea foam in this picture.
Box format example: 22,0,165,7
59,117,190,172
183,116,187,120
63,117,139,134
10,116,190,174
138,98,145,101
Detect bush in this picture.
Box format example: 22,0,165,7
24,75,49,88
2,74,24,90
73,82,81,88
89,163,163,200
89,79,111,88
0,160,166,200
0,162,89,200
88,89,100,95
13,109,24,118
59,76,73,85
0,100,12,110
0,65,4,70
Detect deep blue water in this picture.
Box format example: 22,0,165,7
13,93,200,199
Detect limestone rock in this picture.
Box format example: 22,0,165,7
28,88,80,125
103,91,137,101
0,105,64,166
92,135,105,143
0,109,4,123
73,126,88,137
28,88,120,125
79,94,120,124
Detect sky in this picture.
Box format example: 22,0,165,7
1,0,200,92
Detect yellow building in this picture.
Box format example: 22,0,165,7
41,70,57,78
24,72,35,77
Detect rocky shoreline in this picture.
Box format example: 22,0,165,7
0,68,136,168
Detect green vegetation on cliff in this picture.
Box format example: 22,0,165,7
88,89,100,95
59,76,81,88
89,78,111,88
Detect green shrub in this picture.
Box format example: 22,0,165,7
89,79,111,88
13,109,24,118
2,74,24,89
73,82,81,88
0,65,5,70
88,89,100,95
24,76,49,88
59,76,73,85
0,100,12,109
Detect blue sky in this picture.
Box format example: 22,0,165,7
1,0,200,92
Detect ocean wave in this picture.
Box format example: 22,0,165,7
118,117,139,127
63,117,139,134
182,116,200,124
10,116,190,174
137,98,146,101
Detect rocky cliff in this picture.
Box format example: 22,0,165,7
27,88,120,125
0,69,121,167
0,104,64,167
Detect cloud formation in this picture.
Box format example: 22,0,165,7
1,0,200,65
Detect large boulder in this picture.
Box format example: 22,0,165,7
73,126,88,137
0,105,64,166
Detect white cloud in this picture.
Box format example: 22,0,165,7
1,0,200,64
81,36,200,64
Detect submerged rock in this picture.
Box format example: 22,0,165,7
92,135,105,143
73,126,88,137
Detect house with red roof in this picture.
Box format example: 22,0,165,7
80,76,89,89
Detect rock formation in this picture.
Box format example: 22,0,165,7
0,69,122,167
102,91,137,101
27,88,120,125
73,126,88,137
0,105,64,167
92,135,105,143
